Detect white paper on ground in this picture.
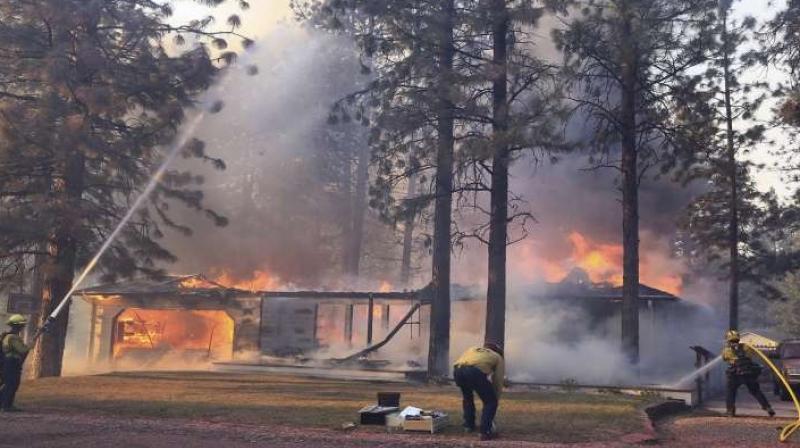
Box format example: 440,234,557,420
399,406,423,418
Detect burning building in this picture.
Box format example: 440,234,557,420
75,265,717,383
78,274,430,369
518,267,720,380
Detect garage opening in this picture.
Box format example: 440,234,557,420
112,309,234,368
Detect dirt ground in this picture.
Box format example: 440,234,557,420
4,411,800,447
656,415,800,447
0,412,626,448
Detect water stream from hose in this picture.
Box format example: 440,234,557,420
669,355,723,389
43,112,207,326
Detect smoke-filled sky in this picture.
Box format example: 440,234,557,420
172,0,789,191
162,0,792,300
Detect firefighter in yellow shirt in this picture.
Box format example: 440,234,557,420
1,314,30,412
722,330,774,417
453,342,505,441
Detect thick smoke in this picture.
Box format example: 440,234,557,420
163,26,388,287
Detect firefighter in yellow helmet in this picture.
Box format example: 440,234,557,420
722,329,774,417
1,314,30,412
453,342,505,441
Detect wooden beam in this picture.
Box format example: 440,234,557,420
335,303,423,363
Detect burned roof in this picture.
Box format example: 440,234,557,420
77,274,247,297
77,274,430,305
531,280,680,302
527,267,680,302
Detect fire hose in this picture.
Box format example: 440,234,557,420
742,342,800,443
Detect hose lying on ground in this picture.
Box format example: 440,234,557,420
743,342,800,443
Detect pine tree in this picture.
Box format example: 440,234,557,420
553,0,715,364
677,0,769,331
296,0,467,377
455,1,563,348
0,0,250,377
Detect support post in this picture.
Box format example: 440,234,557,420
336,303,423,362
87,302,97,361
695,350,704,405
367,294,374,345
345,304,354,346
381,304,390,330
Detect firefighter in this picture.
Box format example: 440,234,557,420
723,329,774,417
453,342,505,441
0,314,30,412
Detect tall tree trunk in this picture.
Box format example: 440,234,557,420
400,173,418,286
24,249,45,346
620,11,640,366
346,144,370,277
485,0,509,347
428,0,456,379
30,151,85,378
721,8,739,331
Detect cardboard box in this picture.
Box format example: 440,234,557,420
358,405,399,425
385,412,403,430
402,414,449,434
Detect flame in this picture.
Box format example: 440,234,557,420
112,309,234,361
510,231,684,295
378,281,392,293
211,269,282,291
569,232,624,286
179,277,218,289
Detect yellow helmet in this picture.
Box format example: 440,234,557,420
6,314,27,326
725,329,740,342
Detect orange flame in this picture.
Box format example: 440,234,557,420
378,281,392,293
569,232,624,286
510,231,683,295
179,277,219,289
211,269,282,292
112,309,233,361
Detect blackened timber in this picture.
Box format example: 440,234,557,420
367,294,374,344
345,304,354,345
259,290,430,302
335,303,423,363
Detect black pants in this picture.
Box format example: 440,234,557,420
726,373,771,413
454,365,498,435
0,357,22,410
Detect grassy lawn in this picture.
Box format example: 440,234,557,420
18,371,649,443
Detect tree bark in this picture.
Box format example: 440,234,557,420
428,0,456,379
29,151,85,378
346,144,370,277
24,249,45,346
485,0,509,347
721,8,739,331
400,173,417,286
620,10,640,366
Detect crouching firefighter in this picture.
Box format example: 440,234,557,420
453,342,505,441
723,329,774,417
0,314,30,412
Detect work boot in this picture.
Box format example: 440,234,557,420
767,407,776,418
479,433,495,441
463,426,475,434
726,407,736,417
